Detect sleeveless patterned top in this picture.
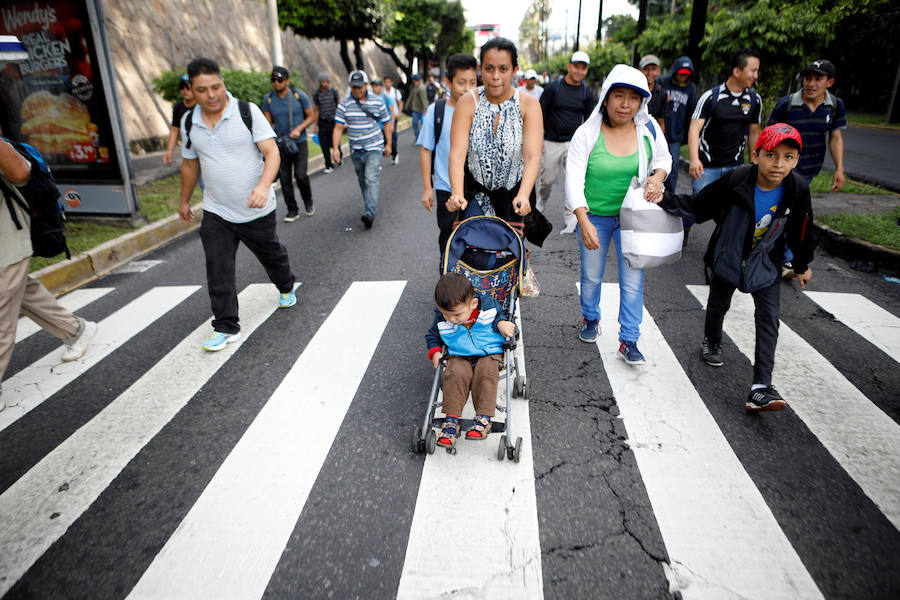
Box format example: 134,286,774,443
466,87,524,215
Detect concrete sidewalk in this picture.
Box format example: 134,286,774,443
32,135,898,294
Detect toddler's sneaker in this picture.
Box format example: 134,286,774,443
701,337,724,367
746,386,787,412
618,340,646,365
578,318,599,343
279,290,297,308
202,331,241,352
61,319,97,362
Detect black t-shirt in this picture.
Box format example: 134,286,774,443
693,84,762,167
171,100,193,128
540,79,595,142
647,83,666,120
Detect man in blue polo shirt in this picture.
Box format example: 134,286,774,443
332,70,392,229
767,59,846,191
179,57,297,352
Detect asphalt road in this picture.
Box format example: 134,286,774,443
824,125,900,191
3,128,900,599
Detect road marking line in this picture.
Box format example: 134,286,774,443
0,286,199,433
397,301,543,600
596,284,823,599
804,291,900,362
127,281,406,600
688,285,900,531
15,287,114,343
0,283,283,597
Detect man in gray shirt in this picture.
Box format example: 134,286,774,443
179,58,297,352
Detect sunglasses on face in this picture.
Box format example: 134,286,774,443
271,76,285,83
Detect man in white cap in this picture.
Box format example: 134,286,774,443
522,69,543,100
538,50,596,232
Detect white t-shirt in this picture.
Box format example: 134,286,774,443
385,86,402,117
181,93,277,223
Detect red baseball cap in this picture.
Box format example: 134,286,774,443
756,123,802,152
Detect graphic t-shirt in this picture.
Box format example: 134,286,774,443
752,183,784,248
693,84,762,167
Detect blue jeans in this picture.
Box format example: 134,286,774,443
686,164,738,227
664,142,681,193
350,149,382,219
411,111,423,140
577,214,644,342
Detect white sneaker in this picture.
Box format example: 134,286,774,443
61,319,97,362
391,156,399,165
323,167,334,174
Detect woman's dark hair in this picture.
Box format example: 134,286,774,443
730,48,760,73
434,273,475,310
447,53,478,80
187,57,221,82
479,37,518,68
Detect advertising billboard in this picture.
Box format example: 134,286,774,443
0,0,137,214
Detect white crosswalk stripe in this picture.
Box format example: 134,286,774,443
804,291,900,362
127,281,406,600
687,285,900,531
0,283,286,596
397,306,543,600
0,286,199,433
595,284,823,599
15,287,114,343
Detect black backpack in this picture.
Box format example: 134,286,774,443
1,138,70,259
184,100,254,150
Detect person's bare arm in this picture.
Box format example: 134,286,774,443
419,146,434,211
313,105,320,133
163,125,179,164
447,93,476,212
829,129,845,191
514,93,544,216
292,105,315,138
688,118,705,179
0,139,31,185
249,138,280,208
178,158,200,224
263,110,273,125
747,123,761,162
331,122,345,165
382,119,393,156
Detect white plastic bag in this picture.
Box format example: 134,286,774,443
619,177,683,269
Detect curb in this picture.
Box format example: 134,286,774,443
35,118,413,295
812,220,900,272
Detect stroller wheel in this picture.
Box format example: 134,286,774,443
514,376,525,398
425,428,437,454
513,437,523,463
497,435,507,461
412,426,423,453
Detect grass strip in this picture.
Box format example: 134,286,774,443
819,207,900,251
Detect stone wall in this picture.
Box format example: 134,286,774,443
102,0,402,151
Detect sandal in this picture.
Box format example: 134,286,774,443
465,414,492,440
437,416,460,447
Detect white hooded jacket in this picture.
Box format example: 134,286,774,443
565,64,672,215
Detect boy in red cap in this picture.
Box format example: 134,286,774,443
655,123,817,412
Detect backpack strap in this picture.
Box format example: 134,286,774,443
431,98,447,176
645,118,657,140
184,105,196,149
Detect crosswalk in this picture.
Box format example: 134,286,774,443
1,279,898,599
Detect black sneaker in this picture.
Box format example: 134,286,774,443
284,210,300,222
745,386,787,412
701,337,724,367
360,215,373,229
305,205,315,216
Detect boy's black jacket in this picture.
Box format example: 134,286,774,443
659,165,817,288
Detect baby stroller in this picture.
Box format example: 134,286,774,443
411,215,528,463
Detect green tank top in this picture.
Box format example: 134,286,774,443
584,130,652,216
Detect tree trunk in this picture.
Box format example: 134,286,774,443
370,38,410,80
687,0,709,75
353,38,364,71
339,38,353,74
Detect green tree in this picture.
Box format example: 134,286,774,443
519,0,550,64
278,0,385,73
152,69,274,103
602,14,638,45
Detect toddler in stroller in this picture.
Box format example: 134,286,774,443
426,273,516,449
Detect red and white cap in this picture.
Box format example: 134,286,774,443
756,123,802,152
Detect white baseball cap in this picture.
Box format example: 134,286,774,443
524,69,538,80
570,51,590,65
